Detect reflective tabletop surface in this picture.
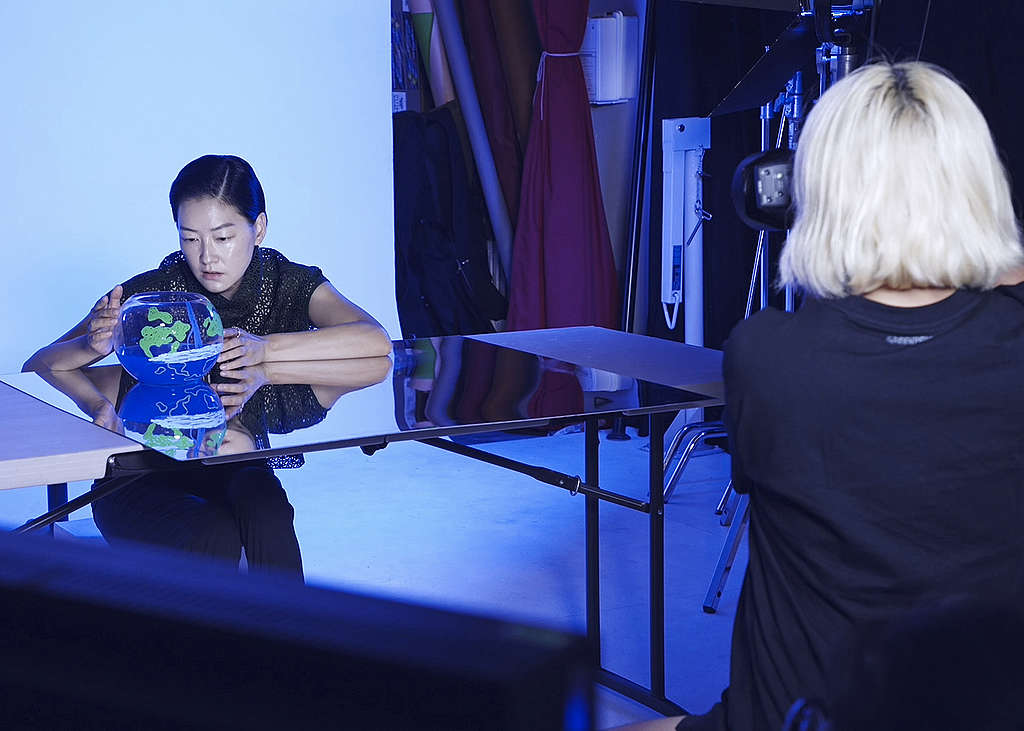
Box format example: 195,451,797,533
3,329,722,466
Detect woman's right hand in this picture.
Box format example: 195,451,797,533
86,285,123,356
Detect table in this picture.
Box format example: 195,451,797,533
1,326,723,715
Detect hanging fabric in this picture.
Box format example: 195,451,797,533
506,0,620,332
488,0,542,165
408,0,456,107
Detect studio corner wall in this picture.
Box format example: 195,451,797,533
0,2,399,374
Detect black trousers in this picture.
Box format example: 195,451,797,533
92,461,303,579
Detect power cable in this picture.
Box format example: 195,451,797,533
916,0,933,60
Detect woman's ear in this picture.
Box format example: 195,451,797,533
254,212,268,246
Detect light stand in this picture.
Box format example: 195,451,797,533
703,6,871,612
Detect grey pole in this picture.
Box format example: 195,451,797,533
433,0,514,286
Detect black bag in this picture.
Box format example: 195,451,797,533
393,106,507,339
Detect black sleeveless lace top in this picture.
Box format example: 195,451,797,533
120,247,327,336
117,247,331,466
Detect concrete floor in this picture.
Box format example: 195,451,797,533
0,425,745,728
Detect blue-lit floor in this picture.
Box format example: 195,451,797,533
0,427,744,728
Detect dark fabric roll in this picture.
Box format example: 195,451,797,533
489,0,541,155
459,0,524,220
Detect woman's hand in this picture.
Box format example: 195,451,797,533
86,285,123,357
213,364,270,420
218,327,268,371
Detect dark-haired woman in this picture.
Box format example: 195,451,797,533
24,154,392,578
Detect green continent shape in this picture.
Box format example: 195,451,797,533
142,424,194,451
147,307,173,324
139,321,191,357
203,311,223,337
140,325,175,358
169,320,191,342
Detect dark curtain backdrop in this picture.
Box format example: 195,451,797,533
872,1,1024,215
651,0,1024,351
648,1,792,350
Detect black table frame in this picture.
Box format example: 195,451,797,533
421,411,682,715
21,408,688,716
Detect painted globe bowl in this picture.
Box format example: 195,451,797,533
119,382,227,459
113,292,223,384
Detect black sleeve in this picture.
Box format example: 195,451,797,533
722,333,753,495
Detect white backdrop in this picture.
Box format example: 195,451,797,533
0,2,399,373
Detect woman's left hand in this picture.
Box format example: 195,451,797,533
218,327,268,371
213,364,270,420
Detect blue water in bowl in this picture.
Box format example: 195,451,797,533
117,343,220,385
119,382,226,459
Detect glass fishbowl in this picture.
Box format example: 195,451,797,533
113,291,223,384
119,382,227,459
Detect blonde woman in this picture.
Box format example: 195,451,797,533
634,62,1024,731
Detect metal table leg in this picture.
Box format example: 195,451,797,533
46,483,70,536
419,418,687,716
649,411,667,698
47,483,69,517
585,416,601,667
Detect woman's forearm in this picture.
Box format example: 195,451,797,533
34,367,114,420
23,336,106,372
262,356,393,386
263,321,392,362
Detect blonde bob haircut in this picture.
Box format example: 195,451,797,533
778,62,1023,298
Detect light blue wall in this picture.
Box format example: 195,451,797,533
0,2,398,373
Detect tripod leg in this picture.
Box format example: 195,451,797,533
703,494,749,613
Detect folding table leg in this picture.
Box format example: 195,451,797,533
46,483,70,536
584,416,601,666
648,412,667,699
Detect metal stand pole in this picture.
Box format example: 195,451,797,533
620,1,657,335
758,100,773,312
711,73,798,609
585,417,601,666
433,0,513,284
649,411,667,698
608,3,657,443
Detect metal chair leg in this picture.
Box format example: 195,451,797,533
714,480,733,516
703,494,749,613
662,421,727,502
720,487,741,526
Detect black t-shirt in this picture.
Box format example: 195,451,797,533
690,285,1024,731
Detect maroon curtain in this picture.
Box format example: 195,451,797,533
506,0,619,331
